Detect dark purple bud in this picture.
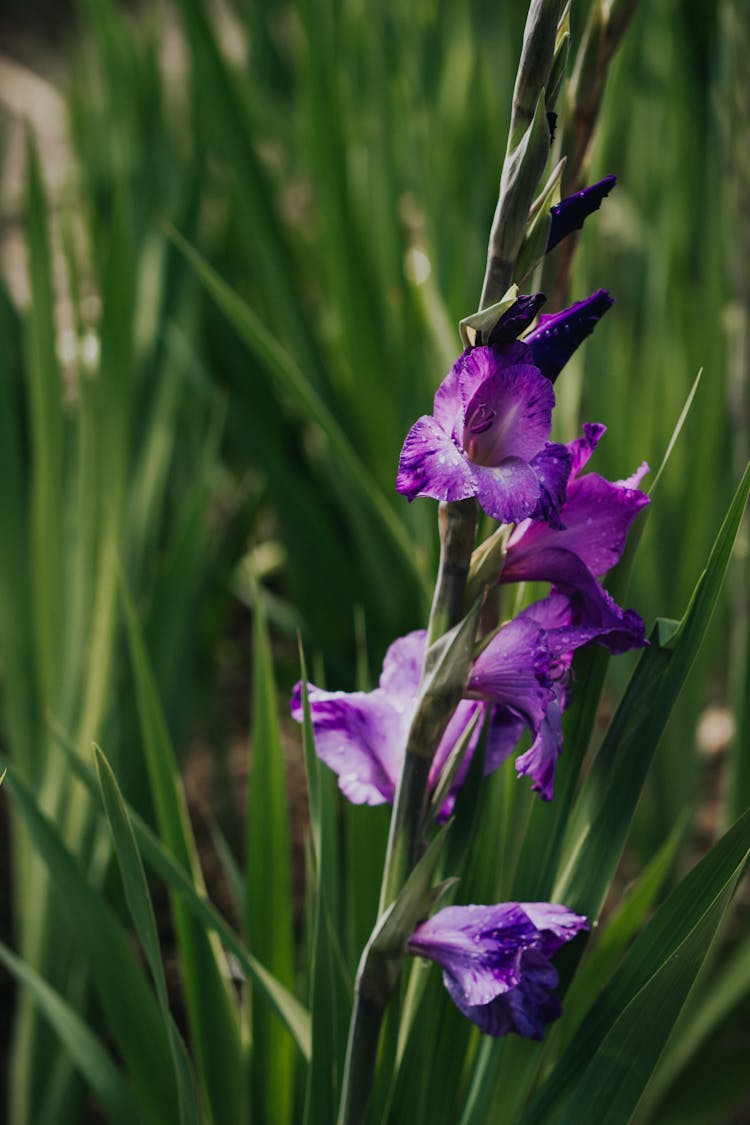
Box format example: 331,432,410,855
546,175,617,253
487,293,547,347
524,288,614,382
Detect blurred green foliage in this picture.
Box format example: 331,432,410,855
0,0,748,1122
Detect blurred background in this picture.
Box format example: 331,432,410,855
0,0,748,1121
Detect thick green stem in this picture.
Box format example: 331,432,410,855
336,987,388,1125
426,500,478,647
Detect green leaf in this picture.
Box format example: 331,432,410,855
93,745,200,1125
0,941,138,1125
24,133,63,719
245,594,296,1125
164,223,428,610
298,647,346,1125
40,729,312,1061
3,767,179,1125
520,806,750,1123
553,462,750,917
120,577,246,1125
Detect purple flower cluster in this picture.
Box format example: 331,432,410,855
291,178,644,1042
293,421,648,806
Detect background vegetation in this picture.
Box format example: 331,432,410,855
0,0,748,1122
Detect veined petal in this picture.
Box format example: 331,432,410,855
514,685,565,800
409,901,588,1040
379,630,425,698
409,903,539,1005
468,618,553,730
527,442,573,529
290,684,406,805
396,415,477,503
462,362,556,464
567,421,607,477
507,465,650,579
503,545,646,653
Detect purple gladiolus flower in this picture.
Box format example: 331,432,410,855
396,346,572,525
290,631,484,812
409,902,588,1038
546,175,617,253
522,289,614,382
502,423,650,653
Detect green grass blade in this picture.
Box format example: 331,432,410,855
298,647,345,1125
23,133,63,727
560,812,687,1038
245,595,296,1124
0,942,139,1125
165,224,428,608
120,577,246,1125
520,806,750,1123
554,461,750,916
555,867,742,1125
3,767,179,1125
92,745,200,1125
43,728,312,1060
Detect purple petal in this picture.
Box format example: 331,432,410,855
520,902,591,954
409,901,589,1040
507,465,650,579
462,360,556,464
567,422,607,477
526,442,573,529
524,289,614,382
379,630,425,697
503,545,646,653
409,903,540,1005
473,457,558,525
460,951,562,1039
514,685,565,800
290,684,406,805
487,293,547,346
468,618,553,730
485,705,527,773
396,415,477,503
429,700,486,800
546,175,617,253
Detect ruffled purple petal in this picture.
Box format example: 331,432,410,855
504,545,646,653
290,683,407,805
472,457,556,525
468,618,553,730
507,465,650,579
460,951,562,1039
396,415,477,503
409,901,588,1039
567,421,607,477
526,442,573,529
409,903,540,1005
546,175,617,253
524,289,614,382
514,684,565,800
